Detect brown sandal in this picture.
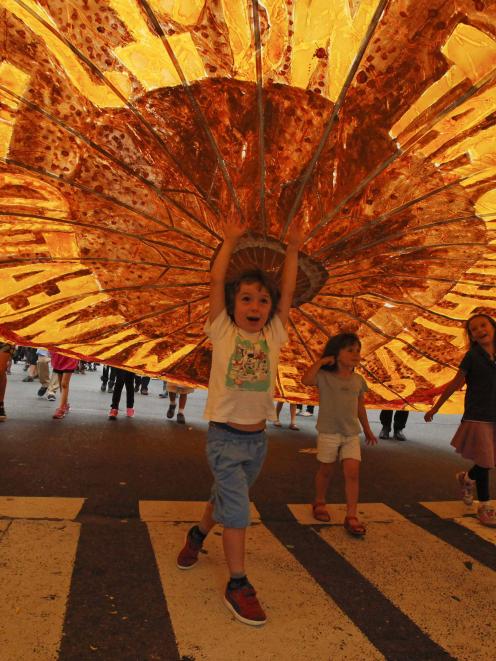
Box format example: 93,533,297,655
312,502,331,522
344,516,366,537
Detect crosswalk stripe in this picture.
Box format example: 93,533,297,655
318,511,496,660
0,519,80,661
421,500,496,545
1,497,495,659
288,502,405,525
0,496,85,520
140,499,261,523
147,519,384,661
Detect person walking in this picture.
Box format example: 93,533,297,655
425,314,496,527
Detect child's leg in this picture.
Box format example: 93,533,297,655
111,372,125,409
315,461,335,503
198,500,216,534
289,403,297,425
342,458,361,517
468,465,490,502
223,527,246,576
178,393,187,411
59,373,71,409
0,352,9,402
275,401,283,420
124,372,135,409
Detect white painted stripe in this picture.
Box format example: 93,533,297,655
420,500,478,519
0,519,80,661
319,513,496,659
289,502,405,525
147,520,384,660
421,500,496,545
140,500,261,523
0,497,85,520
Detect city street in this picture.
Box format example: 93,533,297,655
0,364,495,660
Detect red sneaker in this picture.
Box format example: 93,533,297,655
52,407,65,419
224,582,267,626
108,408,118,420
126,408,135,417
176,527,203,569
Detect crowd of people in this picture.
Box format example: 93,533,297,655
0,218,495,628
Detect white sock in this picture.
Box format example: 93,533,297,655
178,408,185,414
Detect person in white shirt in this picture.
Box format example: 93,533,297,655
176,218,303,626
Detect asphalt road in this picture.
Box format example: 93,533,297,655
1,364,495,661
0,362,491,506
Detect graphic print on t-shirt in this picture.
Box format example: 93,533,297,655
225,335,270,391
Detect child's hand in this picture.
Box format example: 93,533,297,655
424,409,436,422
221,218,249,242
320,356,335,367
365,431,378,445
287,219,306,249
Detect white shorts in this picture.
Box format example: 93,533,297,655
316,432,361,464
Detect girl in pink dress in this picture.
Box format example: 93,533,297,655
50,352,79,419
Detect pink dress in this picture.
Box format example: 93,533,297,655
50,352,79,372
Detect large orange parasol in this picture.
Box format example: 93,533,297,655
1,0,495,411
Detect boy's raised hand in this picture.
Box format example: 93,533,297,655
287,219,307,249
221,218,249,242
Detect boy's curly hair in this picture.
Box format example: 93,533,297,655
225,269,280,323
321,333,361,372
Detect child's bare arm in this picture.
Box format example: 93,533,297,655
358,394,377,445
277,223,305,327
209,220,248,322
301,356,334,386
424,369,466,421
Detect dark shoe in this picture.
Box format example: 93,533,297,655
224,582,267,626
134,383,140,392
22,376,34,383
107,384,114,393
177,412,186,424
393,430,407,441
379,426,390,440
100,383,107,392
47,393,56,401
140,388,148,396
0,404,6,421
37,386,48,397
158,392,168,399
177,526,204,569
167,404,176,419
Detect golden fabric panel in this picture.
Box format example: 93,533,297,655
1,0,496,411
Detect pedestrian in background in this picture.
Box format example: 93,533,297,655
379,409,409,441
50,351,79,419
0,342,15,421
108,368,135,420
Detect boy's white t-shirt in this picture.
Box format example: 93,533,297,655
204,309,288,424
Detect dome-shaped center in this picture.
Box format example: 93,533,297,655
222,233,328,307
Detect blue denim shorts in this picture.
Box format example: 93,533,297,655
207,422,267,528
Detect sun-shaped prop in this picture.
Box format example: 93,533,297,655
1,0,496,411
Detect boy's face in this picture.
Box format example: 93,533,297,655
234,282,272,333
